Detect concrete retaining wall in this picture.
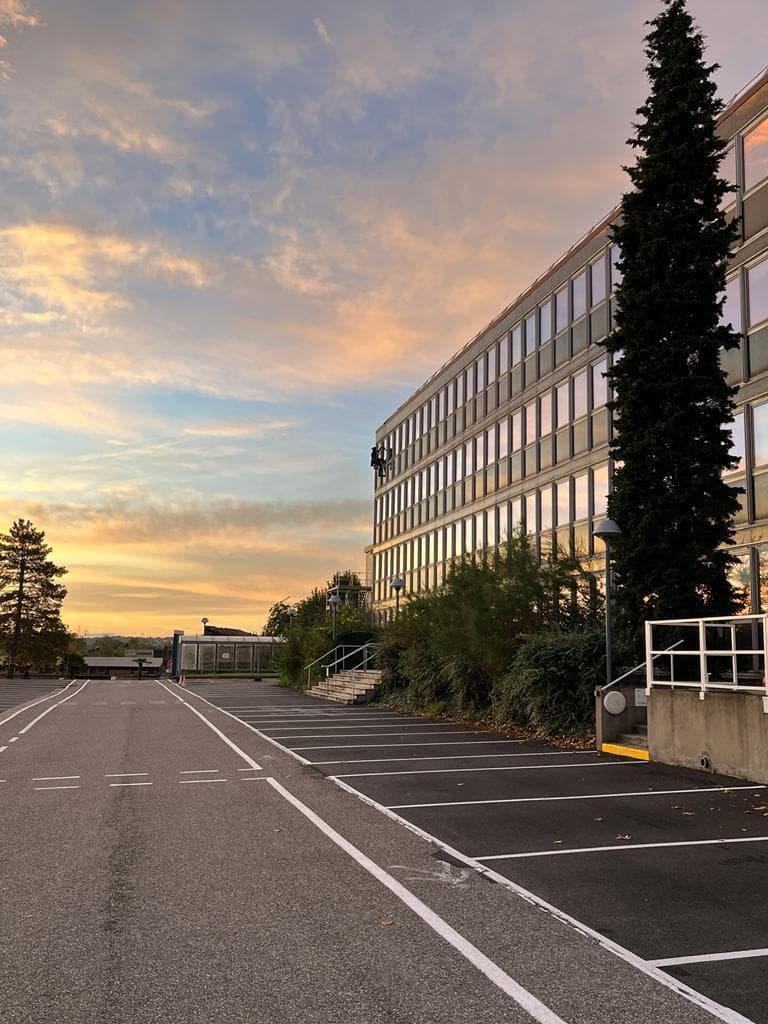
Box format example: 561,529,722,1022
649,687,768,783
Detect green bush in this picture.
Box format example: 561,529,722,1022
492,628,631,736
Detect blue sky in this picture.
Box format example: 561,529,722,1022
0,0,766,633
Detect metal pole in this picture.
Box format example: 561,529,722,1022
332,604,337,641
395,590,400,618
604,540,613,687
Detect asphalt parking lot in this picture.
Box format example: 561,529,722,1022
0,676,69,716
189,677,768,1024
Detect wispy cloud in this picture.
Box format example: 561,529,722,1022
313,17,331,46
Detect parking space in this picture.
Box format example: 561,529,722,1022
188,678,768,1024
0,678,69,717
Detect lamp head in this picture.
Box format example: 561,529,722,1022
593,518,622,542
391,575,405,592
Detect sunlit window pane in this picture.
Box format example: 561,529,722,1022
525,402,537,444
511,409,523,452
498,503,509,543
593,464,609,517
592,359,608,408
755,403,768,467
486,426,497,464
540,393,552,437
464,440,474,476
512,323,523,365
574,473,589,520
748,258,768,328
556,381,569,426
525,312,537,356
499,334,510,374
511,497,523,531
525,493,537,534
572,272,587,320
476,432,485,469
556,480,570,525
540,487,553,530
745,115,768,192
573,370,588,419
498,418,509,459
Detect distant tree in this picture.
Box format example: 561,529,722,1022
0,519,68,677
262,601,292,636
605,0,741,637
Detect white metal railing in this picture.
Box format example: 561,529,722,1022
601,640,685,693
645,614,768,693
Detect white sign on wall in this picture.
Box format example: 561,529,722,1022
635,688,648,707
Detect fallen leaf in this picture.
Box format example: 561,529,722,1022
615,834,632,841
381,920,395,926
682,811,695,816
593,817,604,822
553,840,564,845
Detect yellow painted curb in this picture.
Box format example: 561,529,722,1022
601,742,650,761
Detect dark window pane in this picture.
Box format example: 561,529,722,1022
721,274,742,331
590,256,606,306
610,244,622,289
720,145,737,207
573,370,588,419
512,323,523,365
592,359,608,408
525,312,537,355
499,334,510,373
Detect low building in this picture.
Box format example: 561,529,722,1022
173,633,281,676
84,656,164,679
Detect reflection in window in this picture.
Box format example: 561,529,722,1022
729,411,745,473
540,393,552,437
486,426,497,465
476,355,486,392
511,497,523,530
556,381,569,427
593,464,609,517
748,258,768,328
512,323,523,365
525,312,537,356
499,334,510,374
456,375,464,407
574,473,589,519
498,418,509,459
540,300,552,343
556,480,570,525
555,287,568,331
511,409,523,451
744,115,768,192
592,359,608,408
754,402,768,466
464,440,474,476
476,433,486,469
475,512,484,551
572,271,587,320
465,365,475,400
487,511,497,549
525,492,537,534
540,487,553,531
525,403,536,444
455,446,464,480
590,255,606,306
721,274,742,332
498,503,509,544
447,382,455,415
727,551,752,612
573,370,588,419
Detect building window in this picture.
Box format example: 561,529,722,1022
456,374,464,407
487,344,498,383
525,311,537,356
512,323,523,365
593,463,610,517
556,480,570,525
464,439,474,476
476,354,486,393
525,402,537,444
540,486,553,531
476,432,486,469
540,392,552,437
466,364,475,400
721,274,742,332
555,286,568,331
540,300,552,343
499,417,509,459
729,411,745,473
511,409,523,452
511,497,523,531
498,502,509,544
744,115,768,192
610,244,622,289
486,426,497,464
499,334,510,374
574,472,589,520
572,271,587,320
556,380,569,427
525,492,537,534
590,255,606,306
754,402,768,467
573,370,588,419
592,359,608,408
748,256,768,328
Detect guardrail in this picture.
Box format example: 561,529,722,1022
645,614,768,693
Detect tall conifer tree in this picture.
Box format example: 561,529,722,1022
605,0,741,635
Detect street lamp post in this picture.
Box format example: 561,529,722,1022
328,594,341,641
286,607,297,631
391,575,405,618
593,518,622,687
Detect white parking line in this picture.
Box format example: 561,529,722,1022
110,782,153,787
266,777,568,1024
32,775,81,782
475,835,768,861
105,772,149,778
35,785,79,791
388,784,766,809
9,737,18,743
293,739,527,751
180,769,220,774
179,778,227,785
651,948,768,967
273,730,484,740
333,760,641,779
17,679,89,736
0,680,74,728
157,681,262,770
313,752,593,766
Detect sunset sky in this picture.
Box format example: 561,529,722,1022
1,1,767,636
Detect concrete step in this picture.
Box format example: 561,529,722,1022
618,732,649,749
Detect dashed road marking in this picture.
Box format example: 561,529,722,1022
179,769,220,774
35,785,79,791
110,782,153,787
32,775,80,782
105,772,149,778
475,835,768,861
179,778,227,785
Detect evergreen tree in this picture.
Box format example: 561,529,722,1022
605,0,741,636
0,519,68,677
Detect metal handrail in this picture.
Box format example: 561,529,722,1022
646,614,768,691
601,640,684,692
322,641,379,678
304,645,353,688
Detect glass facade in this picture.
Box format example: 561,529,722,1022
371,77,768,615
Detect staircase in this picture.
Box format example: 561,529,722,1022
306,669,383,705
